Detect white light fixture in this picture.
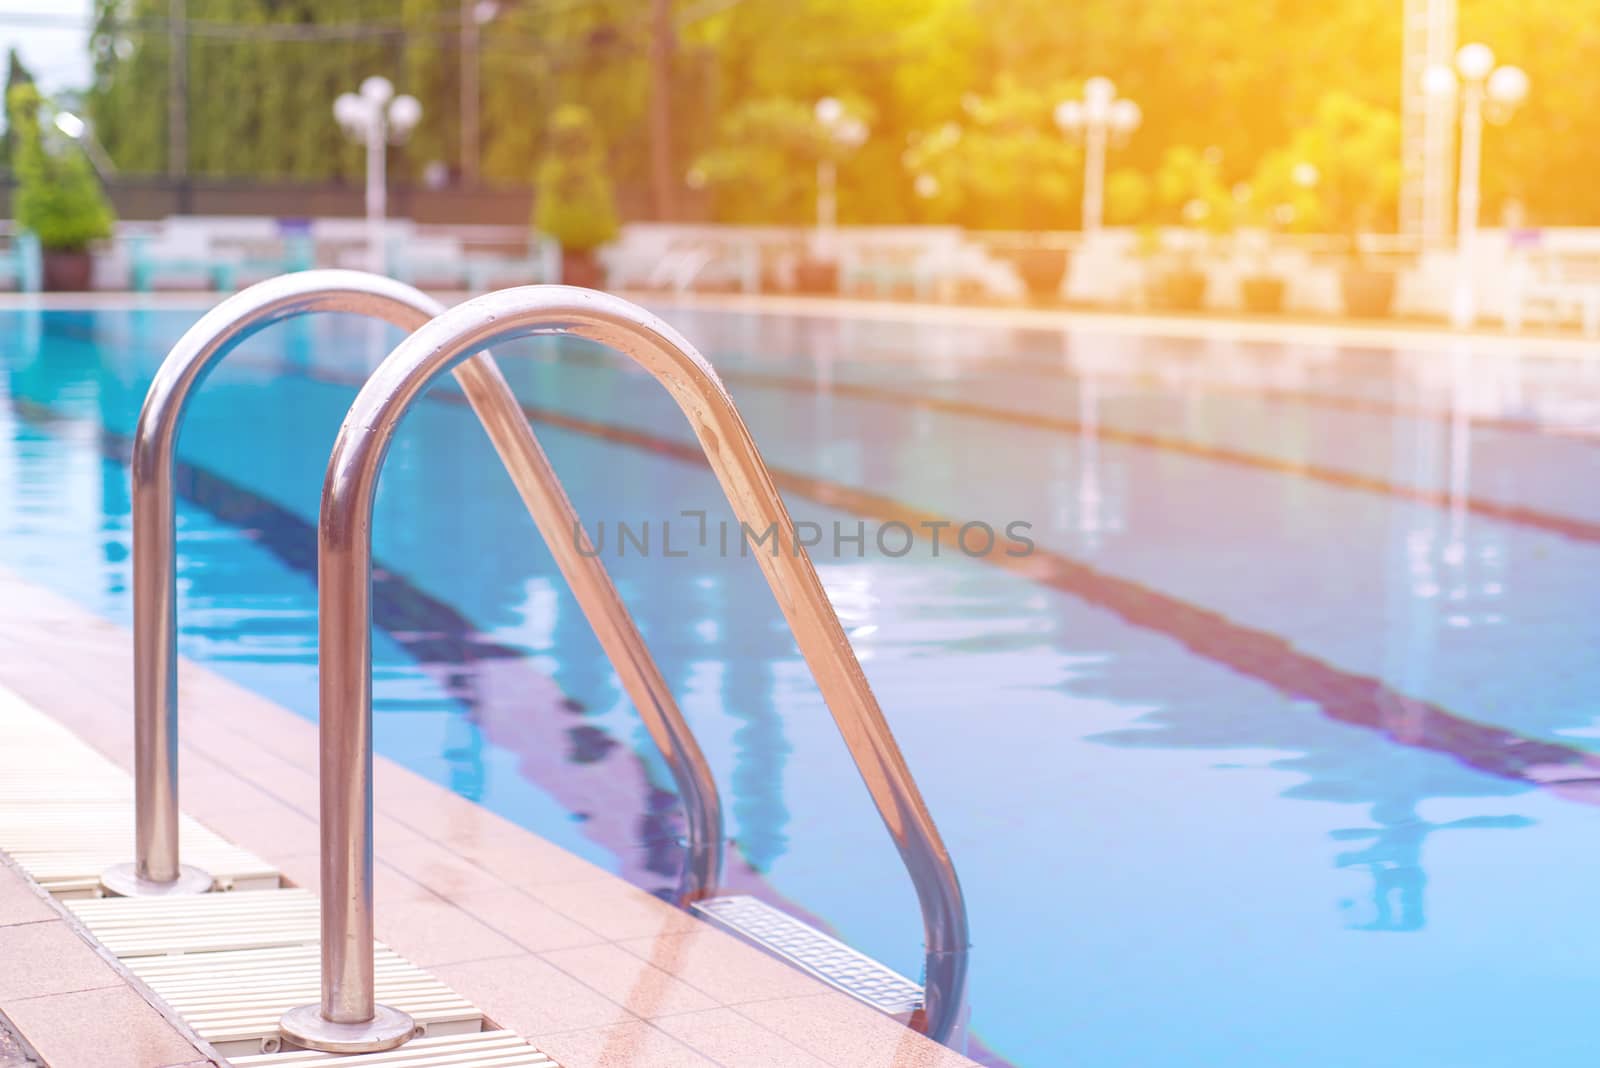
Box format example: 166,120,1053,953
53,112,86,139
1486,65,1529,107
360,75,394,105
1056,77,1140,233
1455,42,1496,82
388,94,422,136
1053,99,1085,133
1434,42,1529,328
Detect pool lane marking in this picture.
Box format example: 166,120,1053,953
699,365,1600,547
30,346,1596,802
464,392,1600,798
271,363,1600,796
711,348,1600,446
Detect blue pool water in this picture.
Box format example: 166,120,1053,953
3,302,1600,1065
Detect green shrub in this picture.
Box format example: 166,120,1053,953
1260,91,1400,236
533,105,620,253
7,83,114,252
1153,145,1237,234
903,77,1081,231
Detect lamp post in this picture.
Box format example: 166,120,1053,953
813,97,868,254
1054,77,1141,233
1425,43,1528,327
334,77,422,274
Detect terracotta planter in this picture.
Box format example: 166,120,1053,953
1152,268,1208,311
793,258,839,294
560,249,605,290
1240,275,1287,314
42,249,93,292
1011,247,1071,302
1340,267,1396,319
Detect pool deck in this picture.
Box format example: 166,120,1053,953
0,564,980,1068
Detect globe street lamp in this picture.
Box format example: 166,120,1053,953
1426,43,1528,327
334,76,422,273
1055,77,1141,233
813,97,868,252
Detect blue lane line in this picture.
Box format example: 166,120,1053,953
266,363,1600,801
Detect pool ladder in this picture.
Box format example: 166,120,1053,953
111,272,969,1053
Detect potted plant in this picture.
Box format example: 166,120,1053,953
533,105,619,290
1146,146,1233,311
1234,149,1322,315
7,83,113,291
1290,92,1402,318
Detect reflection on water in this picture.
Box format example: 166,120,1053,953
5,305,1600,1066
1333,799,1532,932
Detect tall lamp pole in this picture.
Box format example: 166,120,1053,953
813,97,868,255
1425,43,1527,327
334,77,422,275
1055,77,1141,233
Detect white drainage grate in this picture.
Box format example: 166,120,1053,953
692,895,924,1017
0,685,565,1067
0,808,279,897
231,1030,558,1066
0,692,276,897
126,945,482,1059
67,887,318,956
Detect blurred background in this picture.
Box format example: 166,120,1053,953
0,0,1595,327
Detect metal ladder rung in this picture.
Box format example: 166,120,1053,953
692,895,924,1017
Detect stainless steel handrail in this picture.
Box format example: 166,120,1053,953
280,286,968,1051
102,272,722,919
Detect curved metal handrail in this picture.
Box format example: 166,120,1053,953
281,286,968,1052
102,271,722,911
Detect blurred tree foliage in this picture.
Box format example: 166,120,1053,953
77,0,1600,225
533,104,620,251
901,77,1082,231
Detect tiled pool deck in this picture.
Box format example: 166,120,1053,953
0,564,980,1068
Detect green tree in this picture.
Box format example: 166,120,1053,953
903,76,1082,230
88,0,402,180
1270,91,1400,236
690,97,858,225
2,47,35,172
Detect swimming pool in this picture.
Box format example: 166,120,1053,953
3,300,1600,1066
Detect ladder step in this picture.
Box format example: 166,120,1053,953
66,887,318,955
692,895,924,1017
231,1030,558,1066
125,944,481,1059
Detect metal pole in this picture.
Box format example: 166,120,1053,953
105,273,722,926
460,0,479,186
167,0,187,181
648,0,676,220
1453,82,1482,327
366,117,386,276
815,158,836,259
286,287,969,1047
1082,118,1107,233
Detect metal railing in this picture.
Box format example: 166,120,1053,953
104,270,722,909
280,286,969,1052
